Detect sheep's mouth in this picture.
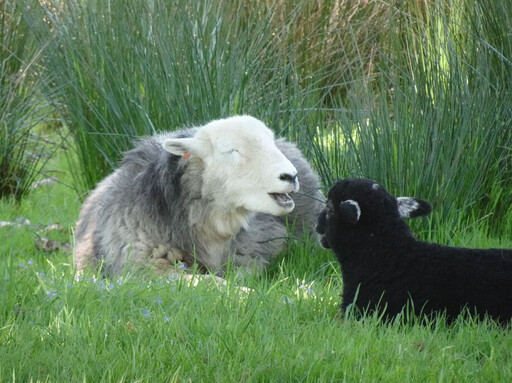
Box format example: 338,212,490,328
269,192,294,208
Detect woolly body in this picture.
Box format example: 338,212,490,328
316,178,512,323
74,116,324,275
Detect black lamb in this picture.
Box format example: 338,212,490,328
316,178,512,324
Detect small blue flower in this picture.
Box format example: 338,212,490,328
168,273,179,282
46,290,57,300
117,278,123,285
17,263,24,268
108,283,115,290
178,263,187,270
96,280,106,290
27,260,34,265
164,316,170,323
282,297,294,305
142,308,152,318
153,297,163,304
298,283,315,296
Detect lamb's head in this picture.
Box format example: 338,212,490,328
316,178,431,249
163,115,299,216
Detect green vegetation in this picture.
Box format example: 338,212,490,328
0,1,55,201
1,0,512,381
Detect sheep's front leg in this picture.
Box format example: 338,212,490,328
147,244,186,274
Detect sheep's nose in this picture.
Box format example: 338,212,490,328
279,173,297,183
280,173,299,192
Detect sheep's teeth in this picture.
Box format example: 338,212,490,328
269,192,294,207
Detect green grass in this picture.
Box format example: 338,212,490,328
3,258,512,382
1,149,512,382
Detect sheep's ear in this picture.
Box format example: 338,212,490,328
162,137,209,159
397,197,432,219
338,200,361,225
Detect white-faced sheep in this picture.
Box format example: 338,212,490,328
74,115,324,275
316,178,512,324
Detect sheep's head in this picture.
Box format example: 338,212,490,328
163,116,299,216
316,178,431,249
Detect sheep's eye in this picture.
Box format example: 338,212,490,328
221,148,239,155
225,148,242,160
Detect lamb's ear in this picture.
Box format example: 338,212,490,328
397,197,432,219
162,137,209,159
338,200,361,225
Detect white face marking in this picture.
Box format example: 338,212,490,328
397,197,419,218
372,183,380,190
163,116,299,216
345,199,361,221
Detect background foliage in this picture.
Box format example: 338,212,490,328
0,0,54,201
19,0,512,236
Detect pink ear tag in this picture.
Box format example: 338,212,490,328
183,152,191,160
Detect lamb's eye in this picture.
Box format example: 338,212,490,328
326,200,335,216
